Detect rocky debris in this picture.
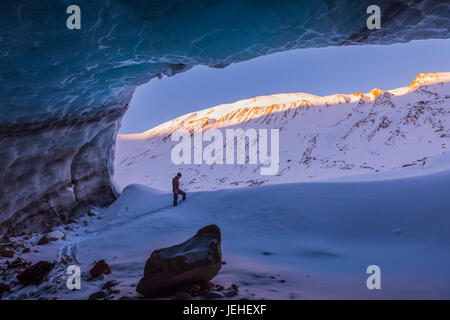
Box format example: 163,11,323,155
224,284,239,297
0,247,14,258
22,248,30,253
37,230,65,245
172,283,202,299
0,283,10,298
7,258,31,273
108,289,121,296
102,280,119,290
88,291,107,300
89,260,111,278
225,289,238,297
37,236,57,245
202,290,223,299
170,282,238,300
136,224,222,297
17,261,55,286
199,282,239,299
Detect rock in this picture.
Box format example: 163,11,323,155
203,290,223,299
213,284,224,291
36,236,57,245
136,224,222,297
89,260,111,278
102,280,119,290
109,289,121,295
7,257,29,270
37,230,64,245
225,289,238,297
0,247,14,258
88,291,107,300
0,283,10,298
189,284,202,297
17,261,55,286
174,291,192,300
22,248,30,253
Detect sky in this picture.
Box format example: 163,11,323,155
120,39,450,134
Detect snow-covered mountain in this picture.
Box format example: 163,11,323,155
114,72,450,192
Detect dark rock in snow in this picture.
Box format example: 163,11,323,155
7,257,29,270
213,284,225,291
136,224,222,297
182,283,202,297
37,230,64,245
0,247,14,258
88,291,107,300
0,283,10,298
37,236,57,245
109,289,121,295
225,289,238,297
17,261,55,286
89,260,111,278
202,290,223,299
102,280,119,290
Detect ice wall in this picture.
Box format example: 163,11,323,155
0,0,449,233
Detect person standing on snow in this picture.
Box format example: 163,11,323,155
172,172,186,206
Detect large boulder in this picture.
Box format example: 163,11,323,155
89,260,112,279
136,225,222,297
17,261,54,286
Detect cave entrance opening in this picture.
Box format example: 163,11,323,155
114,39,450,192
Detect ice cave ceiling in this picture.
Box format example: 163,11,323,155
0,0,449,232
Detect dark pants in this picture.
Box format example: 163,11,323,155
173,190,186,206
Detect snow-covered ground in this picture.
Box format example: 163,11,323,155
2,166,449,299
1,73,449,300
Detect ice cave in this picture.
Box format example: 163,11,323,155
0,0,449,233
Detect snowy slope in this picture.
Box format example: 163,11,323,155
114,72,450,192
2,168,449,300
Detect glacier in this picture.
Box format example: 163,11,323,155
0,0,449,232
